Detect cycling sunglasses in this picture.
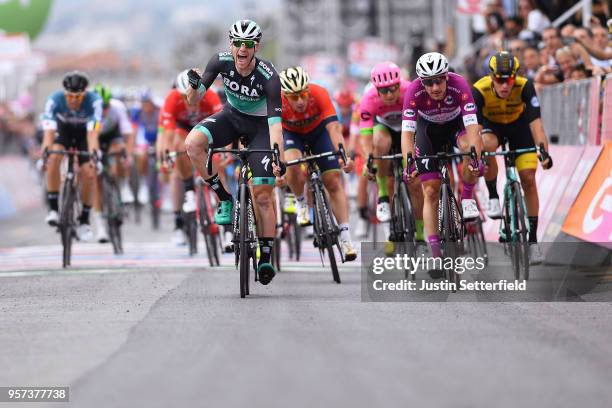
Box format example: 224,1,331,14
65,91,85,100
285,89,310,101
377,84,400,95
232,39,257,48
421,77,446,87
492,75,516,85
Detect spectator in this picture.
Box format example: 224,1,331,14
504,17,524,40
569,64,589,80
541,26,563,65
560,23,576,38
556,47,578,82
590,25,612,71
522,46,541,80
519,0,551,34
509,39,527,58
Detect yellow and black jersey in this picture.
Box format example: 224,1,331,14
471,76,541,125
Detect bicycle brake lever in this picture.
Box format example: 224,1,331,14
338,143,347,165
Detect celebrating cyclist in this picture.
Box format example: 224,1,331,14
91,84,134,243
472,51,553,264
160,70,222,245
401,52,482,260
184,19,285,285
279,66,357,261
41,71,102,241
360,62,424,239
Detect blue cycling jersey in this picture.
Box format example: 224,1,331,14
41,90,102,132
130,106,159,144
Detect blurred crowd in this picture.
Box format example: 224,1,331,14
466,0,611,90
0,99,39,158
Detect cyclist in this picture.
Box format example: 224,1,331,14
91,84,134,243
360,62,424,240
184,19,285,285
41,71,102,241
401,52,483,262
280,66,357,261
131,89,161,204
160,70,223,245
472,51,553,264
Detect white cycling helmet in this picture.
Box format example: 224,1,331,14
415,52,449,79
280,66,309,93
176,69,190,95
229,19,262,41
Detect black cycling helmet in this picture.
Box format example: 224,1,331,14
488,51,520,79
62,71,89,92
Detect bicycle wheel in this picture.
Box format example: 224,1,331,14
239,184,249,298
104,177,123,255
148,162,160,230
184,211,198,256
60,181,75,268
293,219,302,261
198,187,219,267
440,185,461,292
314,184,340,284
397,182,417,280
513,183,530,280
504,183,521,281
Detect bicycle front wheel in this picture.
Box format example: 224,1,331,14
314,185,340,284
239,185,249,298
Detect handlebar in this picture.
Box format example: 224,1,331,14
286,143,346,167
206,143,280,175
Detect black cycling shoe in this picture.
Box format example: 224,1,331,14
427,269,444,279
257,262,276,285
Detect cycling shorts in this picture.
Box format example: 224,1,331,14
283,124,340,174
481,112,537,172
414,116,465,181
373,122,402,153
54,125,89,165
193,106,275,185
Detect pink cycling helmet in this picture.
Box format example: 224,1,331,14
370,62,401,88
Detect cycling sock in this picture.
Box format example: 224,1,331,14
376,175,388,199
296,194,305,204
461,182,475,200
428,234,442,258
416,219,424,241
79,205,91,225
258,237,274,265
182,177,195,192
358,206,368,220
339,223,351,242
47,192,59,212
528,216,538,243
174,211,184,230
486,179,499,199
205,174,232,202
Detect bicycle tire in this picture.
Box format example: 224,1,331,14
60,179,75,268
440,184,459,292
513,183,530,280
184,212,198,256
104,176,124,255
148,158,160,230
293,220,302,261
239,184,249,298
314,184,340,283
398,182,417,280
198,187,219,267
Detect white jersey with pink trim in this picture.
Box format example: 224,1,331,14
359,79,411,134
401,72,478,132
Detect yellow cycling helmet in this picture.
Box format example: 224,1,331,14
489,51,520,79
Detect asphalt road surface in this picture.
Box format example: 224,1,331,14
1,207,611,408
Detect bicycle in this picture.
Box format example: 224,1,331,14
482,143,548,280
281,189,302,262
44,148,91,268
367,148,417,280
100,150,126,255
449,157,488,266
409,147,477,291
206,140,280,298
196,177,221,267
286,143,348,284
167,150,198,256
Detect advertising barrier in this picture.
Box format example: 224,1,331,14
562,141,612,248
